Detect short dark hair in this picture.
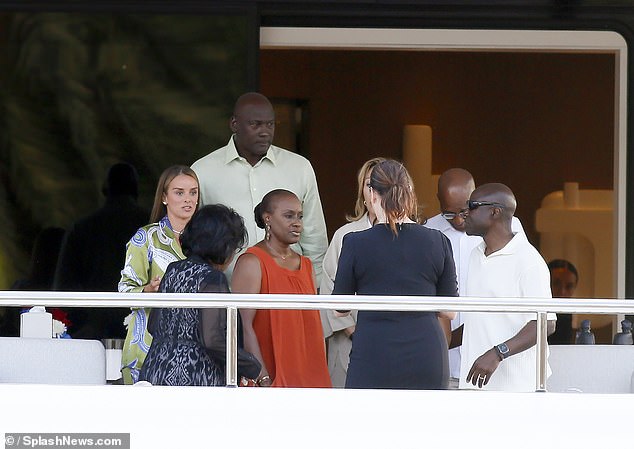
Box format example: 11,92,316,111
180,204,247,265
547,259,579,283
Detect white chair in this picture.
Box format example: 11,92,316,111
547,345,634,393
0,337,106,385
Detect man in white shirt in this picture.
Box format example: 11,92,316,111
191,92,328,281
458,183,556,392
425,168,522,387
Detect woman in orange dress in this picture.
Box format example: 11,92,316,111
232,189,331,388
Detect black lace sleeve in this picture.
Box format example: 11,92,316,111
198,269,261,379
199,270,230,355
198,269,231,295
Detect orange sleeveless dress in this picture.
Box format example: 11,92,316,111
247,246,331,388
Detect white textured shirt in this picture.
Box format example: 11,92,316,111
459,231,555,392
191,137,328,281
425,214,524,378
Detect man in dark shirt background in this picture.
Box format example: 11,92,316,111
54,162,148,339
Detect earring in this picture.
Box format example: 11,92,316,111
265,223,271,241
162,201,167,205
363,200,366,206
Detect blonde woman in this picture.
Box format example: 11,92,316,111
319,157,384,387
118,165,199,384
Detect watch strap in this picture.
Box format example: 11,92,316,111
494,343,510,360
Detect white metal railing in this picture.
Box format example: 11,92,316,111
1,291,633,390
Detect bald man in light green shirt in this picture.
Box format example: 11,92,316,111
191,92,328,282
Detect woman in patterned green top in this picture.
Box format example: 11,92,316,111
118,165,199,384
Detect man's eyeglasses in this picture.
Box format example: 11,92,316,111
441,211,463,220
467,200,506,211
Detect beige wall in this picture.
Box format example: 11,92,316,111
260,49,615,246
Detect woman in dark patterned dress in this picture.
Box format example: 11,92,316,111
139,204,256,386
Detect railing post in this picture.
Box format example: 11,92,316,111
226,306,238,387
535,311,548,392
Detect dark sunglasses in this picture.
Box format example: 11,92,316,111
467,200,506,210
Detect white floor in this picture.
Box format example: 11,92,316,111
0,384,629,448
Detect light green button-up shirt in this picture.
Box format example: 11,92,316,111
192,136,328,282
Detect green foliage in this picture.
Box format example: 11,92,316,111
0,12,249,287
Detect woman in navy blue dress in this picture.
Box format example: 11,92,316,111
333,159,457,390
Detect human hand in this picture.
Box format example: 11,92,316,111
437,311,456,320
343,325,355,338
240,377,258,387
466,348,501,388
257,375,272,387
143,276,161,292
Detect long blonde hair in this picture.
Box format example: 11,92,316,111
369,159,418,235
150,165,200,223
346,157,386,222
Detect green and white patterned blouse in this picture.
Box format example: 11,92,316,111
118,216,185,384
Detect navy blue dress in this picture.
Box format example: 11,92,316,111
333,223,457,390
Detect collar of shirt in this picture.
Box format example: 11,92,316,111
477,230,527,258
158,216,185,258
224,135,277,167
158,215,173,238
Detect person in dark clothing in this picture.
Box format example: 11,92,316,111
547,259,579,344
333,159,458,390
54,162,148,339
2,227,67,336
139,204,260,386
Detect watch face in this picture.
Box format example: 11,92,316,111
498,343,510,356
